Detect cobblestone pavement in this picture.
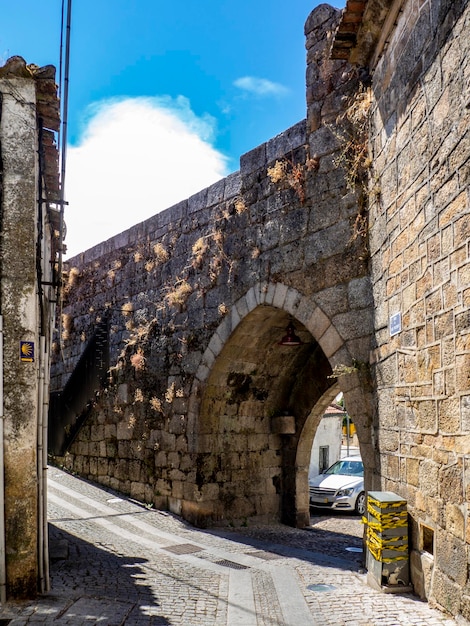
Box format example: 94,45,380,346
0,467,459,625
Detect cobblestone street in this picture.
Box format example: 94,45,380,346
0,467,458,625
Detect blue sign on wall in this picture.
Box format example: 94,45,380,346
20,341,35,362
390,312,401,337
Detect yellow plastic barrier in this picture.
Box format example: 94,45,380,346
363,513,408,529
366,529,408,547
365,492,410,586
367,502,408,526
368,494,406,510
367,543,409,563
366,516,408,533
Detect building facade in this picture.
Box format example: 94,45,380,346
0,57,61,598
332,0,470,616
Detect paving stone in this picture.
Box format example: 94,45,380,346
0,467,459,625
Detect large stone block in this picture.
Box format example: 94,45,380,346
97,458,109,477
440,463,464,505
435,531,467,587
445,503,465,540
90,425,104,442
130,481,145,502
419,460,439,497
416,400,438,432
438,397,460,433
117,421,133,440
406,457,420,486
378,430,399,452
271,415,295,435
410,549,434,600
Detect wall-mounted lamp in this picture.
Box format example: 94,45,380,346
278,321,302,346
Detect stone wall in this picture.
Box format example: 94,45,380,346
38,1,470,619
52,5,377,530
366,0,470,618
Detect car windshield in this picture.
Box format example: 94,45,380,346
324,459,363,476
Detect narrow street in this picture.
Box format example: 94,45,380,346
0,467,457,625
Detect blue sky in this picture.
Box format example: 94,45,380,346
2,1,344,256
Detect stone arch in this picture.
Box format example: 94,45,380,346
295,384,341,525
184,281,376,528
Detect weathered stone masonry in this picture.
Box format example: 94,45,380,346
373,1,470,618
51,6,376,532
50,0,470,621
333,0,470,619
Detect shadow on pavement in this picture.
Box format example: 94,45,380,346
48,523,171,624
207,517,365,571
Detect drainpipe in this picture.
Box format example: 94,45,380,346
37,333,51,593
42,334,50,592
37,335,45,593
0,316,6,604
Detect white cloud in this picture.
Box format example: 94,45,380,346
63,96,229,257
234,76,288,97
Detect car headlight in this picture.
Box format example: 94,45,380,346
337,488,354,497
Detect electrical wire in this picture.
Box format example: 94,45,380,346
57,0,72,357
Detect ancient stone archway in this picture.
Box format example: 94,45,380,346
295,385,341,525
50,1,377,530
184,282,376,527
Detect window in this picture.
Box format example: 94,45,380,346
422,525,434,555
319,446,329,474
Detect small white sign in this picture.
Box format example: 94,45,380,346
390,312,401,337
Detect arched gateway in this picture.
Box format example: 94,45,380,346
2,0,469,618
51,5,376,531
185,283,376,528
49,2,470,620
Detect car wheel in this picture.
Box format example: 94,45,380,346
355,492,366,516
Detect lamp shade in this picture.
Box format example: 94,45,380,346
279,321,302,346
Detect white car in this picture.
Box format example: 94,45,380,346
309,456,365,515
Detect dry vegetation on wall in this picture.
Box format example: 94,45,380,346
56,190,261,452
267,148,319,204
332,84,374,242
58,103,371,438
164,279,193,309
265,88,373,246
57,83,372,467
157,204,243,307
